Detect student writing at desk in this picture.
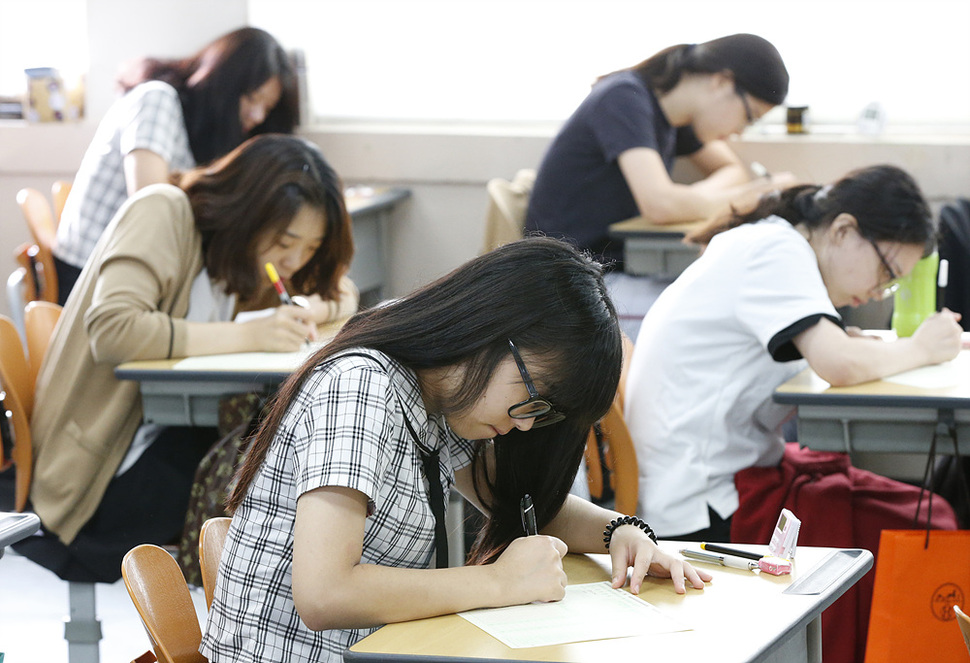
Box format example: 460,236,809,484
53,27,299,303
625,165,963,544
200,238,710,663
20,135,355,582
526,34,796,338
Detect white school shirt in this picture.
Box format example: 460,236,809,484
625,217,840,537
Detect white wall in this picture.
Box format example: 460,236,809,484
2,1,970,322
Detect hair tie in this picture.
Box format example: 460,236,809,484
814,184,832,205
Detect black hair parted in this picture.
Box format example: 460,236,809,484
228,237,623,564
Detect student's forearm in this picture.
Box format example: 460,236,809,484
182,321,262,356
297,562,508,631
541,494,615,553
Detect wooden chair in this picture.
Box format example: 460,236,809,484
51,180,72,223
0,315,34,512
955,604,970,656
122,544,207,663
585,334,638,515
24,301,61,389
16,187,60,304
199,516,231,609
480,168,535,254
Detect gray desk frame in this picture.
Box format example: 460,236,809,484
773,362,970,457
608,219,701,278
344,186,410,307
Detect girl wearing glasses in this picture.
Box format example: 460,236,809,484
526,34,796,339
625,165,963,544
201,237,711,663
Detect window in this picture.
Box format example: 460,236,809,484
251,0,970,132
0,0,88,116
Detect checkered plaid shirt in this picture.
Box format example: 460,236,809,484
55,81,195,268
200,349,477,663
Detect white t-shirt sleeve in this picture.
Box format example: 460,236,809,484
735,221,841,361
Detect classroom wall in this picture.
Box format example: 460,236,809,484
2,1,970,321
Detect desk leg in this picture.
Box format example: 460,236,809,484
65,581,101,663
806,616,822,663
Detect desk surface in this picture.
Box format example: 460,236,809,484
607,215,705,239
345,185,411,216
775,349,970,410
346,542,872,663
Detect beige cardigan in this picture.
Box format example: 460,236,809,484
31,184,203,544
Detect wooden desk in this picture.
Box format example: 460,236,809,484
608,216,703,277
346,542,872,663
344,186,410,306
774,350,970,455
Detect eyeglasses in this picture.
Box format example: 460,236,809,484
506,340,565,428
735,84,755,126
862,233,901,299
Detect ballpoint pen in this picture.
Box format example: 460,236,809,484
520,494,537,536
680,548,758,571
937,258,949,312
264,262,294,306
700,542,763,562
750,161,770,180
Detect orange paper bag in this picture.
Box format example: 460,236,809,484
865,530,970,663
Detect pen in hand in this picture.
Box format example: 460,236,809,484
265,262,294,306
520,494,537,536
937,258,949,313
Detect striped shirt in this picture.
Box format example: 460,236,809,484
55,81,195,268
200,349,477,663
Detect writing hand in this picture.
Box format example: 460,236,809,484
912,309,962,364
490,535,568,605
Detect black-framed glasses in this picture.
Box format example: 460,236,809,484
735,84,755,126
861,232,901,299
507,340,565,428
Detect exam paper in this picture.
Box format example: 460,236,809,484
457,581,690,648
173,341,326,372
883,351,969,389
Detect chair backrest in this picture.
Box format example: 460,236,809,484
585,334,638,514
17,187,58,248
480,168,536,254
199,516,231,609
0,316,34,512
15,188,59,304
51,180,72,223
121,544,206,663
24,301,62,389
955,604,970,656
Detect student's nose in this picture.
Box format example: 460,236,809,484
249,104,267,126
512,417,535,432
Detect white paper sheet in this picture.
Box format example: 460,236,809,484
457,581,690,649
883,351,970,389
172,341,326,372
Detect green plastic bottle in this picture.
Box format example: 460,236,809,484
891,252,939,337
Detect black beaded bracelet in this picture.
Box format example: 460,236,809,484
603,515,658,549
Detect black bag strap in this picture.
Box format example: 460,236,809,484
915,409,970,548
339,352,449,568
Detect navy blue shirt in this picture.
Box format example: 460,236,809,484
526,71,702,266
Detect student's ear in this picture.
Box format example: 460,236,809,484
710,71,735,93
830,213,859,244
